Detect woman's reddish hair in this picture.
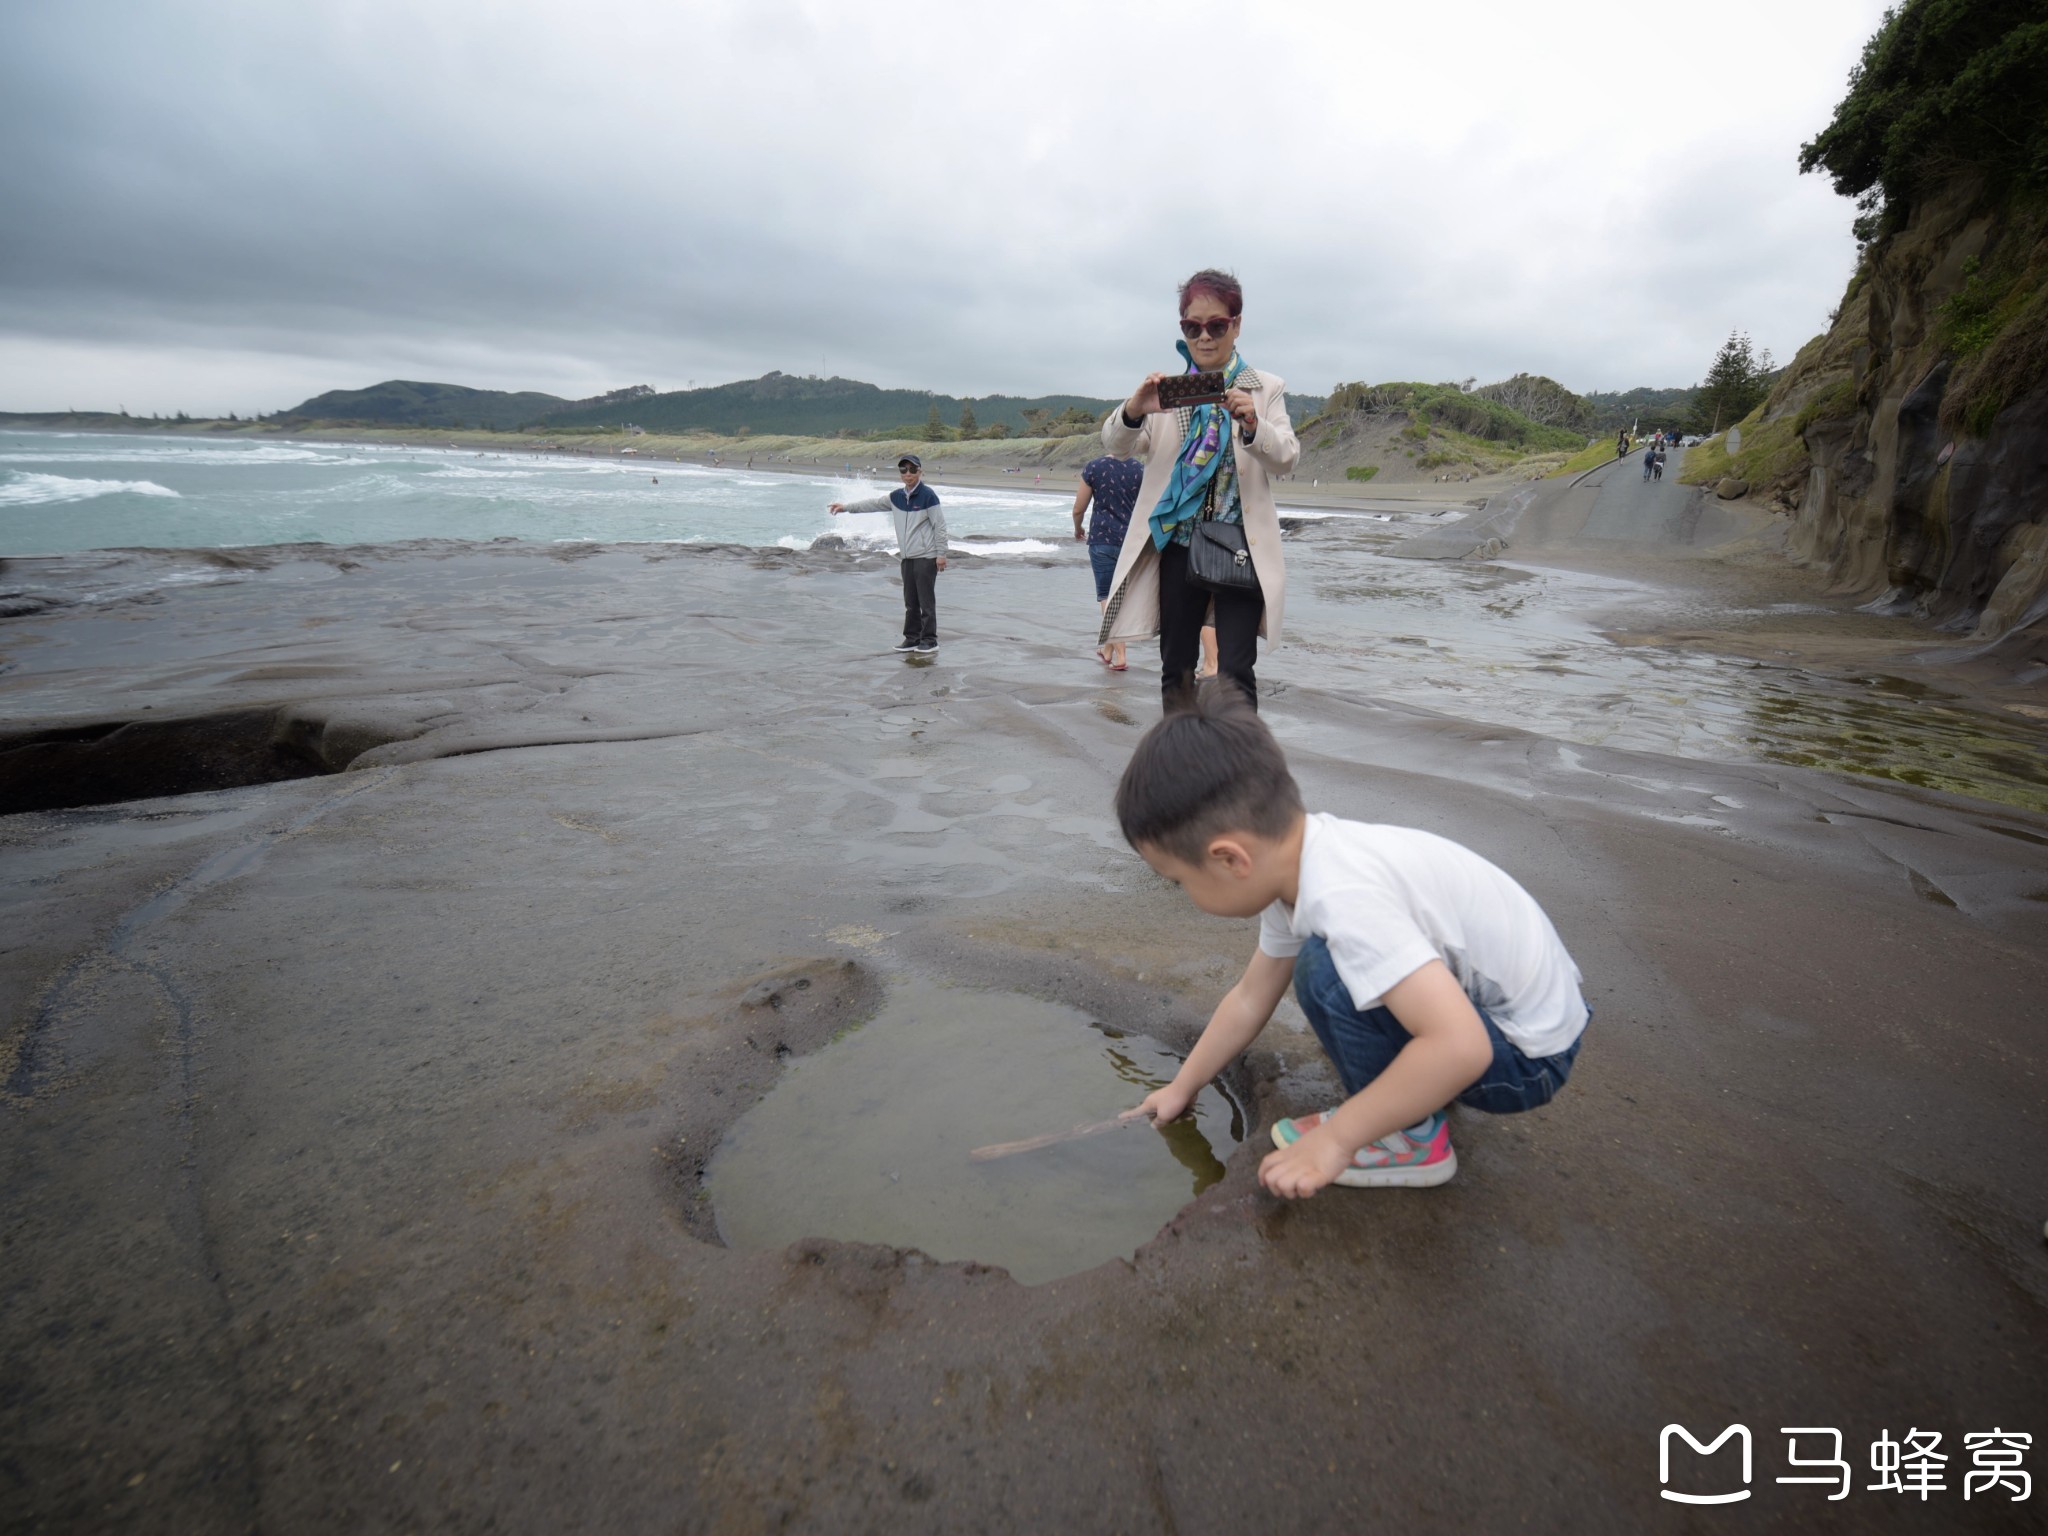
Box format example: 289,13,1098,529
1178,268,1243,318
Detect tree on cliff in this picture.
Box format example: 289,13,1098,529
1693,331,1774,435
1799,0,2048,243
1471,374,1593,431
924,403,946,441
958,401,977,437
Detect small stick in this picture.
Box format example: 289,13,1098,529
970,1109,1154,1162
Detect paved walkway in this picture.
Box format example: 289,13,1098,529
1577,446,1752,547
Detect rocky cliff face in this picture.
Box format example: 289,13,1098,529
1712,181,2047,661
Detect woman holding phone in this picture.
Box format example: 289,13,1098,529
1097,268,1300,711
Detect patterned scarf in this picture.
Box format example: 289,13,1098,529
1147,342,1247,550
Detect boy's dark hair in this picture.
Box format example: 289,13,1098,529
1115,679,1303,864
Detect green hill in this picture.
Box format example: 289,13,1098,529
538,373,1331,440
1310,381,1586,452
535,372,1106,438
270,372,1328,440
279,380,579,430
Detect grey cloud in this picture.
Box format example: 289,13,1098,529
0,1,1874,411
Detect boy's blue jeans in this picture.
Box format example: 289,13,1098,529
1291,937,1583,1115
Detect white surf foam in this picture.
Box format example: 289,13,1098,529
424,465,544,480
962,538,1061,556
0,443,365,467
0,472,182,507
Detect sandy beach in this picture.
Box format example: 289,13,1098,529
3,464,2045,1532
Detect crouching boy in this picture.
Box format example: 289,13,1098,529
1118,682,1589,1197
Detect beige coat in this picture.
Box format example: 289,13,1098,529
1096,370,1301,645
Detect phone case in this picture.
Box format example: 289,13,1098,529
1158,371,1228,409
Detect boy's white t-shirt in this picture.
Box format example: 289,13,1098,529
1257,813,1588,1058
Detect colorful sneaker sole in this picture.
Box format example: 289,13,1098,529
1331,1144,1457,1188
1269,1114,1458,1188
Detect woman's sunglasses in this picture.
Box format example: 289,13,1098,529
1179,317,1236,341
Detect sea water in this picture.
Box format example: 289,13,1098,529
0,431,1065,557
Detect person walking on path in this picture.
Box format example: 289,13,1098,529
1072,454,1143,670
828,454,949,655
1097,268,1300,712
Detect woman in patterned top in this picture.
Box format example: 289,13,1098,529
1073,452,1144,669
1096,269,1300,711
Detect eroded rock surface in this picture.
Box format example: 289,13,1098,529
2,543,2045,1533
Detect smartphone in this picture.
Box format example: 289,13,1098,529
1157,371,1228,409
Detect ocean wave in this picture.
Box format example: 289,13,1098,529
960,538,1061,556
773,527,1062,557
0,443,365,467
0,472,182,507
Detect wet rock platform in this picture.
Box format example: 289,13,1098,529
2,540,2045,1532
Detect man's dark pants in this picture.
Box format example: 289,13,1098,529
901,557,938,647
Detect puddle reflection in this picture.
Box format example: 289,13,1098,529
707,980,1242,1284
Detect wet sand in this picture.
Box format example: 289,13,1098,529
2,501,2045,1531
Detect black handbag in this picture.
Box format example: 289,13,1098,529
1186,517,1258,593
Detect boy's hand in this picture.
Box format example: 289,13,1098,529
1125,1084,1191,1124
1257,1125,1352,1200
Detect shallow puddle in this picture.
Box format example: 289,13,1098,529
707,979,1242,1284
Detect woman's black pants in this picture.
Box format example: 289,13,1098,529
1157,539,1264,711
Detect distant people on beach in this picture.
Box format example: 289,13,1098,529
828,453,949,656
1074,455,1143,670
1098,268,1301,712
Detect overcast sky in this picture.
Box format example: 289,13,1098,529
0,0,1890,415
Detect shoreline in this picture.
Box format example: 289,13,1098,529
1,416,1515,512
6,422,2043,738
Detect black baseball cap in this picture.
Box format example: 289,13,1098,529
897,454,922,469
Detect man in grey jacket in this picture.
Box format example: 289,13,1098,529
828,454,950,654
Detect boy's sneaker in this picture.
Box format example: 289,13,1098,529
1270,1110,1457,1187
914,641,938,654
893,639,918,652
